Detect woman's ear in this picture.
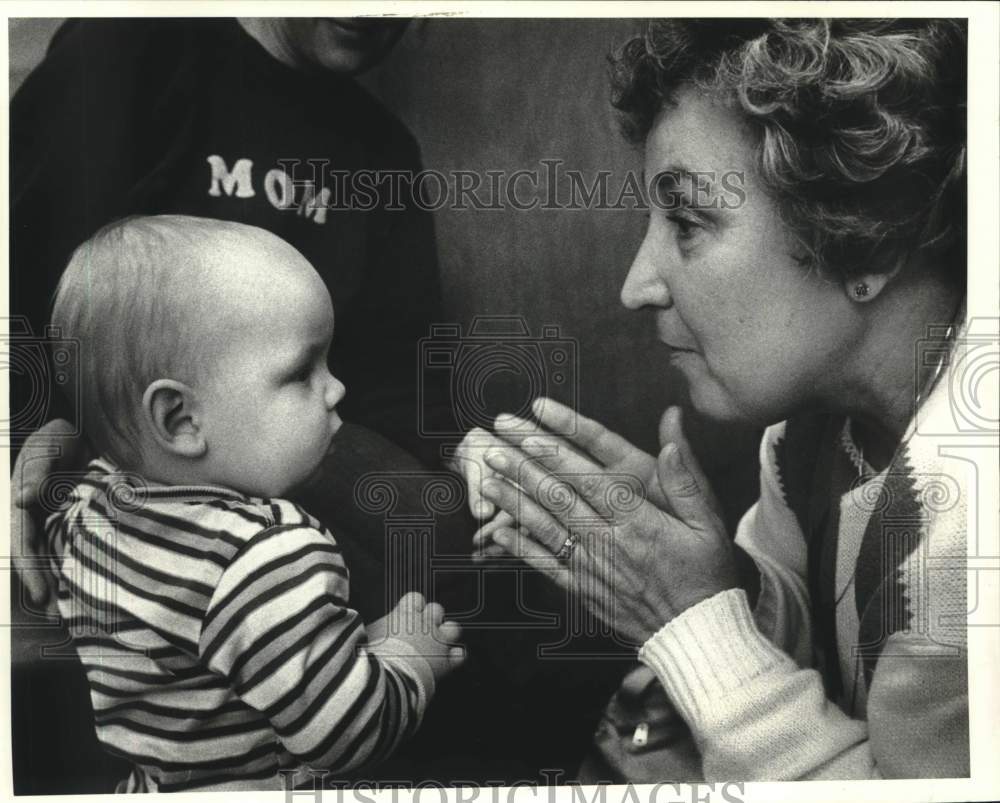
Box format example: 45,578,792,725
844,263,901,303
142,380,207,458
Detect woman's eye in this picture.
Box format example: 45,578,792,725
291,365,312,384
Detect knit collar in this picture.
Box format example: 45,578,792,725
84,458,265,506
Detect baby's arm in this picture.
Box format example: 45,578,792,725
199,525,452,774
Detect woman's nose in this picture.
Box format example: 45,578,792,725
620,231,673,310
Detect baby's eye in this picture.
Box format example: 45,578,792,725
667,212,701,242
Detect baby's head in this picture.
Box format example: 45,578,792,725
52,215,345,497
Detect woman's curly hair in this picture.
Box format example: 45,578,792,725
610,19,966,283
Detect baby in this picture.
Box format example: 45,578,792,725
44,215,464,793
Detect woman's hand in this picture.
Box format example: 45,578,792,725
449,426,510,520
451,397,721,523
10,419,90,613
477,398,738,645
460,398,664,551
471,398,722,551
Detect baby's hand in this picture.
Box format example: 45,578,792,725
368,592,464,681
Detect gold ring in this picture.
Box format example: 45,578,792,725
554,533,579,562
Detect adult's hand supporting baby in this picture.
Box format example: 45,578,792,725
10,419,90,613
477,398,738,646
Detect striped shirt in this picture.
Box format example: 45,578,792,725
45,459,433,793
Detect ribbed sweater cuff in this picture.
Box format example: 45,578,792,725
369,637,436,704
638,588,794,726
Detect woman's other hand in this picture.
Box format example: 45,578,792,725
451,411,590,521
10,419,89,613
480,398,738,645
450,426,507,520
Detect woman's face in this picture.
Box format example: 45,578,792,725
621,87,859,426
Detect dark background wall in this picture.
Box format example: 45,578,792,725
9,18,759,518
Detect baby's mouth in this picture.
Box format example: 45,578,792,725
329,411,344,439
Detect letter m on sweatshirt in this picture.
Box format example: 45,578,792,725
206,155,255,198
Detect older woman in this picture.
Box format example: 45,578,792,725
471,19,968,780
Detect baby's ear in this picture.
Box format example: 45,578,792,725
142,379,207,458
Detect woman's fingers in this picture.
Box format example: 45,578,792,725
471,542,512,562
471,510,516,549
482,442,605,540
491,527,572,590
472,513,528,562
501,433,645,522
656,443,722,533
530,397,638,467
658,406,722,516
494,411,593,464
492,412,550,441
479,473,574,554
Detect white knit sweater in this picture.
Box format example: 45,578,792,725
637,344,970,780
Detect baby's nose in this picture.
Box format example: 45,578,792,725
326,375,347,408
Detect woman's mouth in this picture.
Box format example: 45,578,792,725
658,337,698,354
655,317,697,353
